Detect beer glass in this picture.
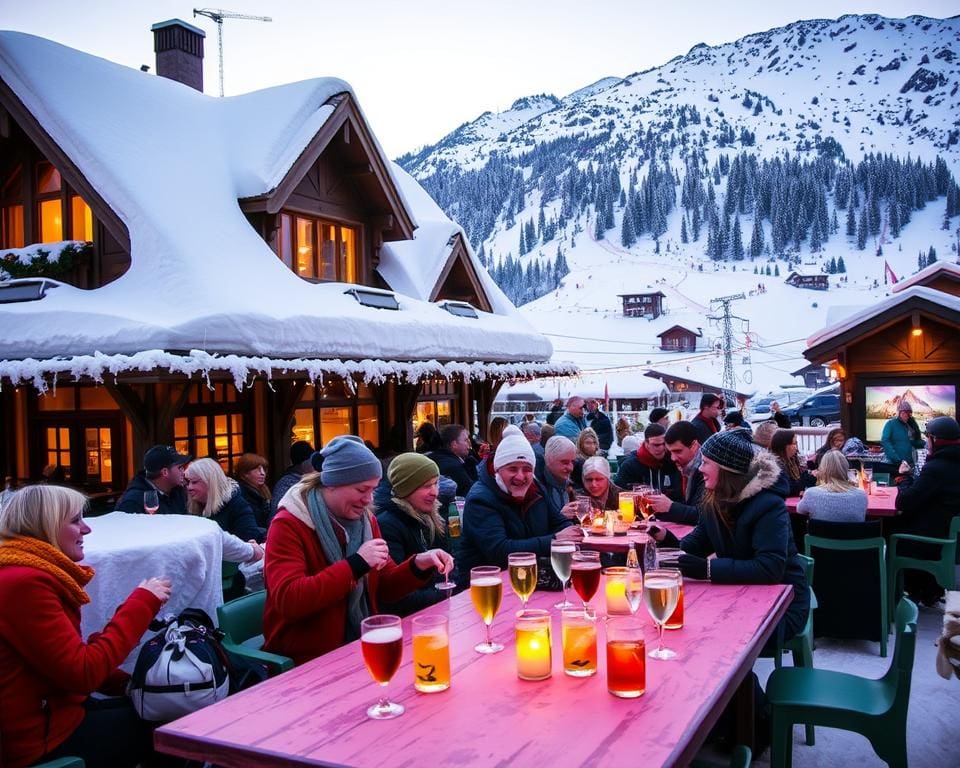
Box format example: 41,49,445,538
618,492,636,524
412,614,450,692
562,607,597,677
644,569,681,660
550,539,577,608
470,565,504,654
508,552,538,608
623,568,644,615
360,615,404,719
664,568,684,630
570,550,601,611
606,617,646,697
143,490,159,515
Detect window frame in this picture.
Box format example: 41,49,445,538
291,381,381,449
276,210,362,284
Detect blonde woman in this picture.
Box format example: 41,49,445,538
796,450,868,523
185,458,266,543
572,427,600,487
0,485,171,768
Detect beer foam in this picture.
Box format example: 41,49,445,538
363,626,403,644
470,576,501,587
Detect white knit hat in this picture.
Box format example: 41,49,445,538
494,430,536,470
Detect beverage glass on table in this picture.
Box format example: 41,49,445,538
644,569,681,660
623,568,644,615
508,552,538,608
550,539,577,609
606,617,646,698
144,490,159,515
412,614,450,692
574,499,593,532
604,567,631,615
570,550,602,611
360,615,405,719
470,566,504,654
618,492,636,525
562,607,597,677
661,567,684,629
515,609,552,681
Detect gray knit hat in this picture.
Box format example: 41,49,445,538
316,435,382,486
701,428,755,475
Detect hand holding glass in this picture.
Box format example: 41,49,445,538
470,566,504,653
143,490,159,515
360,615,404,719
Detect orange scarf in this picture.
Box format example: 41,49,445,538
0,537,93,607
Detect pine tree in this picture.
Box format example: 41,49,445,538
774,263,780,277
680,216,689,244
765,264,772,276
888,200,901,238
837,256,846,273
519,223,528,256
750,214,764,258
731,217,744,260
928,245,938,264
620,207,637,247
846,204,856,237
918,252,926,269
594,214,605,241
857,208,868,250
526,219,537,251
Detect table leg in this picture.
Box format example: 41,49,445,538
733,673,755,749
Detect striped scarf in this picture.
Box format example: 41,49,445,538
0,537,93,607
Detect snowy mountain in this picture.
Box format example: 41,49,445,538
397,13,960,397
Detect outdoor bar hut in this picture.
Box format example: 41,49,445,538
0,28,573,491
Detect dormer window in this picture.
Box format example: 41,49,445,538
0,161,94,249
277,211,359,283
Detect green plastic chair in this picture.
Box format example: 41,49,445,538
691,745,752,768
217,590,294,675
607,458,619,475
31,759,85,768
805,534,888,657
872,472,891,487
758,554,815,746
767,597,918,768
888,515,960,617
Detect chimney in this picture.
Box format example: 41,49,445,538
151,19,205,92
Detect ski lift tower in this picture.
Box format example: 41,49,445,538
193,7,272,96
708,293,747,403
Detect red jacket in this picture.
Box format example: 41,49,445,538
263,509,427,665
0,567,160,768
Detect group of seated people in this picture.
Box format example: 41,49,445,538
3,406,958,768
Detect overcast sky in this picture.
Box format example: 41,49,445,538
3,1,956,157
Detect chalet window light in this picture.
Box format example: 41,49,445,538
439,300,478,319
345,287,399,310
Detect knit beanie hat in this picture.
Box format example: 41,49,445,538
314,435,382,486
388,453,440,498
581,456,610,479
494,430,536,471
701,428,755,475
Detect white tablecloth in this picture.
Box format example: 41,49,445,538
80,511,224,671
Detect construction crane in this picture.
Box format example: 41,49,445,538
193,7,272,97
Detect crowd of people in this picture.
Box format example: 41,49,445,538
2,388,958,767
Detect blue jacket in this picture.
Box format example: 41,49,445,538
881,416,924,466
553,412,586,440
457,466,573,586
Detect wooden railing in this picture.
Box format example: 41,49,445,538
792,426,831,455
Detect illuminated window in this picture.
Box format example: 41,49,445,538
414,379,457,434
174,383,246,472
292,381,380,449
295,216,315,278
38,199,63,243
46,426,71,479
70,196,93,241
276,210,359,283
1,205,24,249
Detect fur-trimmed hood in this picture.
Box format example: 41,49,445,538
736,449,783,502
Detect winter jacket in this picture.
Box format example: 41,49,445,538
0,567,160,768
586,409,614,451
894,443,960,548
615,444,680,499
269,467,306,520
546,404,564,425
553,412,587,441
375,498,449,616
672,448,809,641
690,413,721,445
211,488,266,543
429,448,479,497
457,464,573,586
115,471,187,516
585,480,624,511
659,454,704,524
263,484,429,665
881,416,924,466
238,482,271,530
536,465,574,518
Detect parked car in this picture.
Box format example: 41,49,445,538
781,388,841,427
746,390,812,424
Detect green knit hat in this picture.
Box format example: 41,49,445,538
388,453,440,498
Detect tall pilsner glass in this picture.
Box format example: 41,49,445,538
470,566,504,653
551,540,577,609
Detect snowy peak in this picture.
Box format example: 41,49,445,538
563,77,624,103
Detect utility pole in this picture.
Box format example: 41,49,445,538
708,293,747,402
193,8,272,97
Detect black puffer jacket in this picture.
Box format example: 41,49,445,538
116,472,187,516
429,448,478,497
894,443,960,551
238,482,271,530
211,487,266,543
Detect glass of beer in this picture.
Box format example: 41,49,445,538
412,614,450,692
562,607,597,677
470,566,504,654
574,498,593,532
618,492,636,524
551,539,577,609
508,552,538,608
644,569,681,660
606,617,646,697
360,614,405,719
570,550,602,611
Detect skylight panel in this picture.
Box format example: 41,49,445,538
345,287,399,310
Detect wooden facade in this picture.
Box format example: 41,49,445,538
619,291,665,318
642,369,749,407
785,272,829,291
657,325,701,352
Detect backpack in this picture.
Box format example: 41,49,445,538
129,608,230,722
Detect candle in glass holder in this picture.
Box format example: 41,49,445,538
604,567,631,615
515,609,552,680
618,492,636,524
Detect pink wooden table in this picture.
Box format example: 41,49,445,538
156,575,791,768
786,486,898,518
581,522,695,554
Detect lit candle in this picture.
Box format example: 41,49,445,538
516,610,552,680
604,567,631,615
618,492,636,524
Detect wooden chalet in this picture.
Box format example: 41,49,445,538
790,363,831,390
0,25,571,491
785,272,829,291
656,325,701,353
642,370,749,409
890,261,960,298
618,291,665,319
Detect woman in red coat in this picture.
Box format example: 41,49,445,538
0,485,171,768
264,435,453,664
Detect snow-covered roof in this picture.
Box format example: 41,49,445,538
890,261,960,293
805,286,960,350
0,31,567,385
498,369,668,403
